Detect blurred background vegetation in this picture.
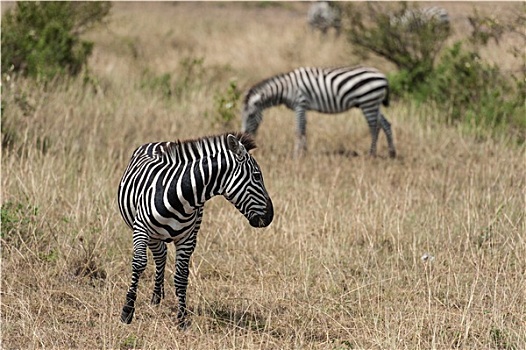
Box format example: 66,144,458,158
339,2,525,144
2,1,524,147
1,2,111,81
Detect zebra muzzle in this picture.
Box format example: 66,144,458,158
249,198,274,228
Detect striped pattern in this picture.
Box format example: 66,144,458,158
390,6,450,30
118,132,273,327
307,1,341,36
241,66,396,158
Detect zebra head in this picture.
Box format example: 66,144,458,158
224,133,273,228
241,91,265,136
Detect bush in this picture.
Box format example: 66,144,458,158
1,1,111,82
389,42,525,143
211,80,241,130
340,2,451,84
421,43,523,138
340,2,525,144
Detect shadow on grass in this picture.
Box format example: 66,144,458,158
193,304,268,332
189,304,333,343
322,148,360,159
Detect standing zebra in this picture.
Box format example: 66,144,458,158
390,6,450,31
118,132,274,327
307,1,341,36
241,66,396,158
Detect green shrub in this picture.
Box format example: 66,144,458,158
398,42,525,143
340,2,451,85
1,1,111,82
341,2,524,144
1,200,40,247
211,80,241,130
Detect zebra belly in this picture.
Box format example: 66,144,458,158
307,104,352,114
144,210,200,243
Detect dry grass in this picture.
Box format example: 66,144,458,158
2,2,525,349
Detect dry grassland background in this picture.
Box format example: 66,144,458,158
1,2,525,349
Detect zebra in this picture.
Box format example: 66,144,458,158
390,6,450,31
307,1,341,36
241,66,396,158
118,132,274,328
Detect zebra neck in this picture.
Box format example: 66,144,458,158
190,151,233,204
258,87,288,110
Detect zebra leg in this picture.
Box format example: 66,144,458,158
380,114,397,158
294,108,307,158
121,230,149,324
362,106,380,157
148,239,167,305
174,230,199,329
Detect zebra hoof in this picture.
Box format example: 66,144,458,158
178,317,191,330
121,305,135,324
389,150,397,158
151,293,163,305
177,309,190,330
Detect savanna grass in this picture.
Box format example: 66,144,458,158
2,2,525,349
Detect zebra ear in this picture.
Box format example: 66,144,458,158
227,134,246,158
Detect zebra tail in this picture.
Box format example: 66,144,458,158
383,85,390,107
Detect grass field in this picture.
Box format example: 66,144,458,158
2,2,525,349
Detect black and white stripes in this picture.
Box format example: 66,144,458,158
241,66,396,158
118,132,273,327
307,1,341,36
390,6,450,31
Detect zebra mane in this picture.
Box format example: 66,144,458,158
164,132,257,161
243,72,290,105
230,131,257,151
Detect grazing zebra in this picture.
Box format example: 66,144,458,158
307,1,341,36
390,6,450,31
118,132,274,327
241,66,396,158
